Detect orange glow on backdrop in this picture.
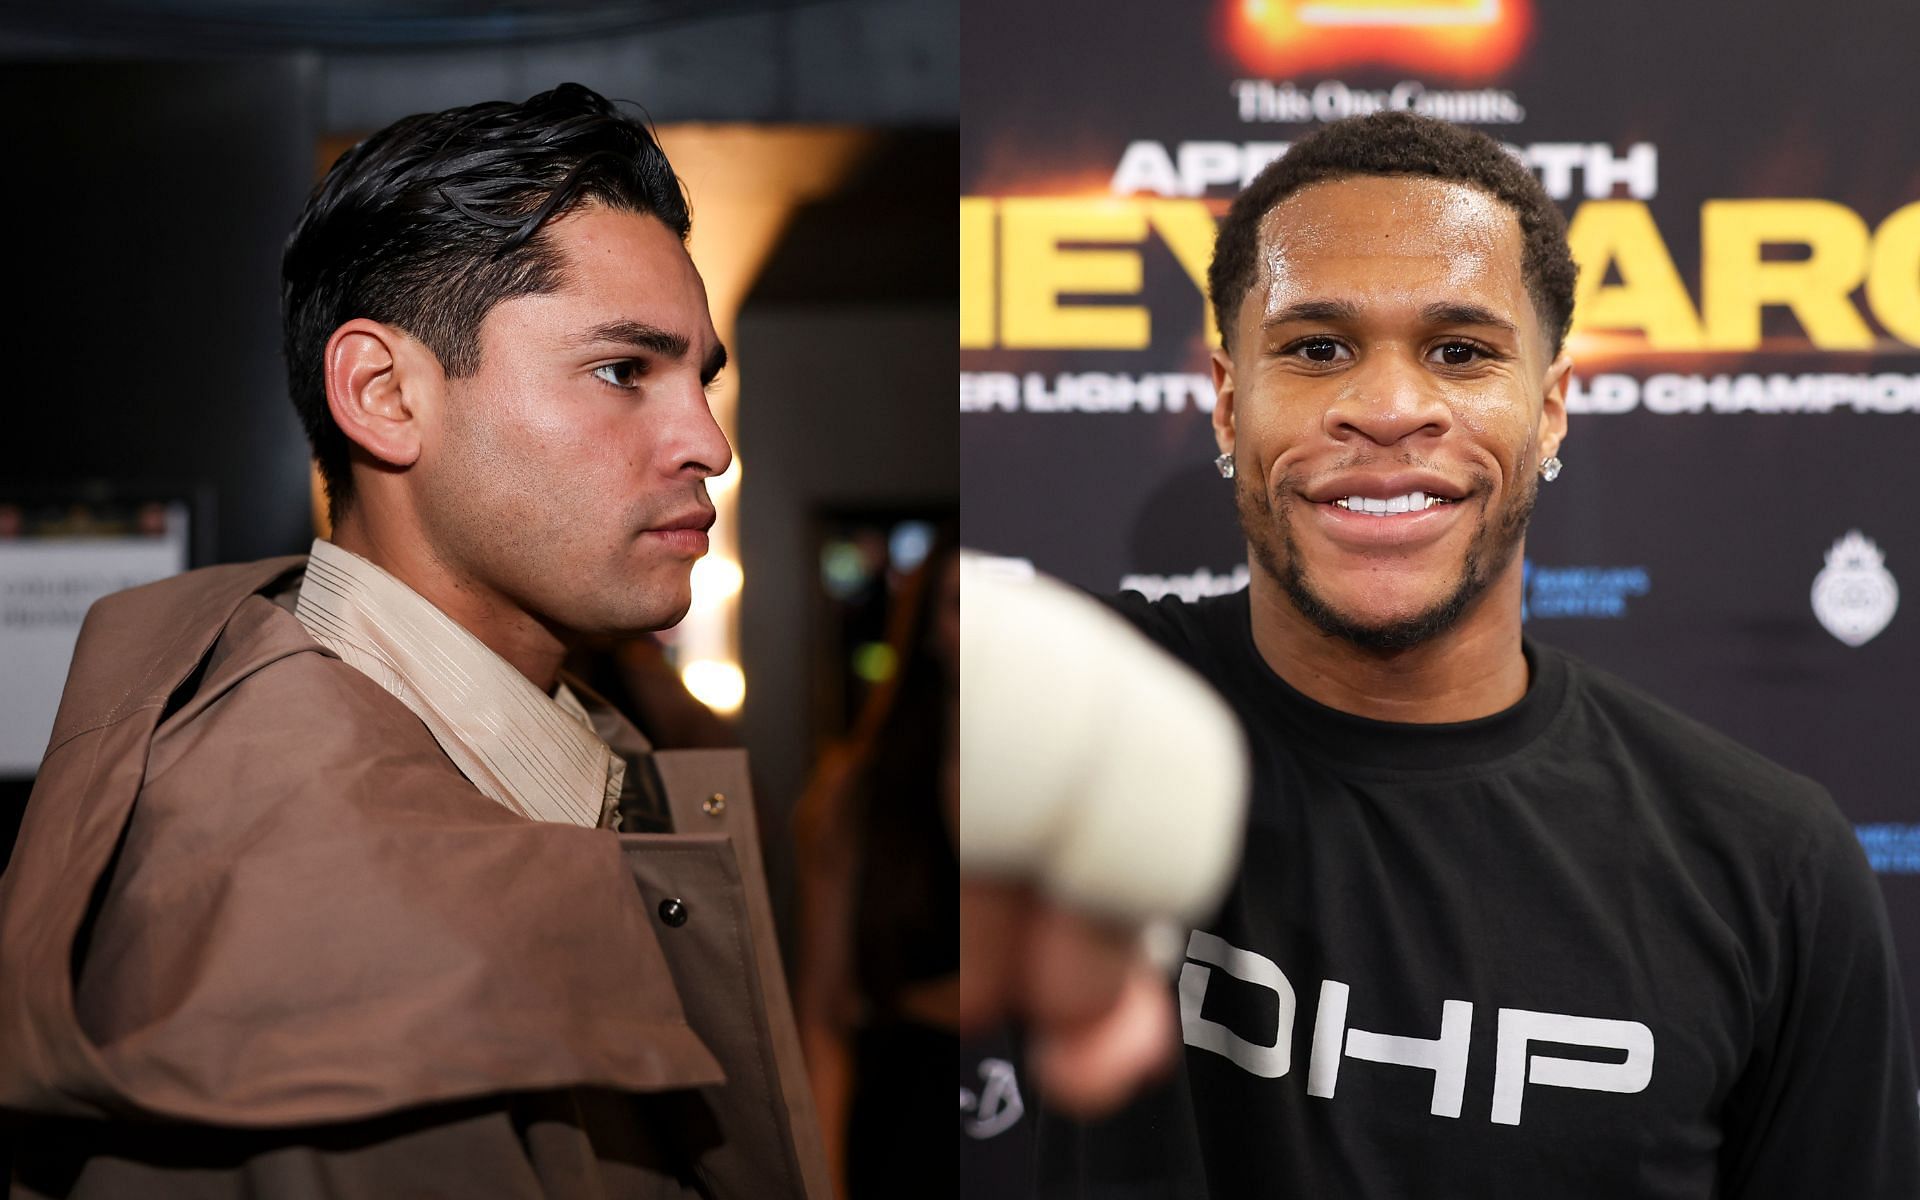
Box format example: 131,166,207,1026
1221,0,1531,82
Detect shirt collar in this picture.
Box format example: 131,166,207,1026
294,538,628,828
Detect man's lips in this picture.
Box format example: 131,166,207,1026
648,509,716,533
640,509,715,555
1296,471,1472,549
1301,470,1466,506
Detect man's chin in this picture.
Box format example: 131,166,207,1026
548,587,692,639
616,597,692,637
652,595,694,633
1254,491,1527,655
1282,572,1483,654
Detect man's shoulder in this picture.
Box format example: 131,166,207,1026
1541,641,1843,848
83,554,306,642
57,552,481,821
48,556,308,750
1102,587,1248,674
20,574,717,1127
1547,642,1821,791
143,593,491,824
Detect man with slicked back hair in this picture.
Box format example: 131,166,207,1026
0,84,830,1199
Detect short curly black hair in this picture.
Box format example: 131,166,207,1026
282,82,690,519
1208,112,1575,356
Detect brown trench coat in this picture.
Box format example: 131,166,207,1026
0,557,831,1198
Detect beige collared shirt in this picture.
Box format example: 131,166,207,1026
294,538,626,828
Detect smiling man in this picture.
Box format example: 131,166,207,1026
0,85,828,1197
1031,113,1919,1197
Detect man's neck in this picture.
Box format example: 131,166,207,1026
1245,565,1529,725
326,513,567,693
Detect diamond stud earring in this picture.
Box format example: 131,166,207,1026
1214,453,1235,479
1540,456,1563,482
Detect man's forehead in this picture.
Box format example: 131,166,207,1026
482,282,718,351
524,206,718,346
1257,176,1520,265
1250,175,1532,323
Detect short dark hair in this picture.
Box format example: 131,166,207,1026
1208,112,1575,355
282,82,690,517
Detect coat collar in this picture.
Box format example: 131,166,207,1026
295,539,628,828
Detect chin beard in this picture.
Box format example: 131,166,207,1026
1238,466,1537,654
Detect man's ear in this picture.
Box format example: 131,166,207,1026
323,319,437,469
1210,345,1237,459
1538,349,1572,464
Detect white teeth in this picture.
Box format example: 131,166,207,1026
1334,491,1446,515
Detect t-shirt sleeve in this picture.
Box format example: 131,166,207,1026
1717,801,1920,1198
1099,591,1211,669
1100,590,1168,638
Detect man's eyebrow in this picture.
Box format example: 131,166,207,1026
574,320,726,384
701,342,729,386
573,320,690,359
1421,302,1519,337
1260,298,1363,330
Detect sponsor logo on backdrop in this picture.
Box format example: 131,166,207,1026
1522,561,1649,622
1121,564,1251,603
1857,825,1920,875
1811,531,1899,646
1230,78,1524,125
960,1057,1025,1138
1115,562,1649,614
1220,0,1531,81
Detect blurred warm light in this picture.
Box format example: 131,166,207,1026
1224,0,1529,79
654,125,874,709
682,659,746,713
689,554,744,609
310,463,332,538
707,456,741,496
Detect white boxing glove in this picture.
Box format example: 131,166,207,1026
959,553,1250,940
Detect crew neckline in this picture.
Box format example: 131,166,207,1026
1224,589,1568,775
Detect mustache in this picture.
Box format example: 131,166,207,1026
631,486,715,530
1278,452,1489,500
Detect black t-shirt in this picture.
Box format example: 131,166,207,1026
1032,589,1919,1199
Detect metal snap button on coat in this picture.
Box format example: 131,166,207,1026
658,897,690,927
702,793,726,817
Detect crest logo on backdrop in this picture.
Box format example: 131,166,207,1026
1811,531,1899,647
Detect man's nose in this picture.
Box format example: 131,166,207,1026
668,381,733,479
1320,348,1452,447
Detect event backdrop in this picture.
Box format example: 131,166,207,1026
959,0,1920,1176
